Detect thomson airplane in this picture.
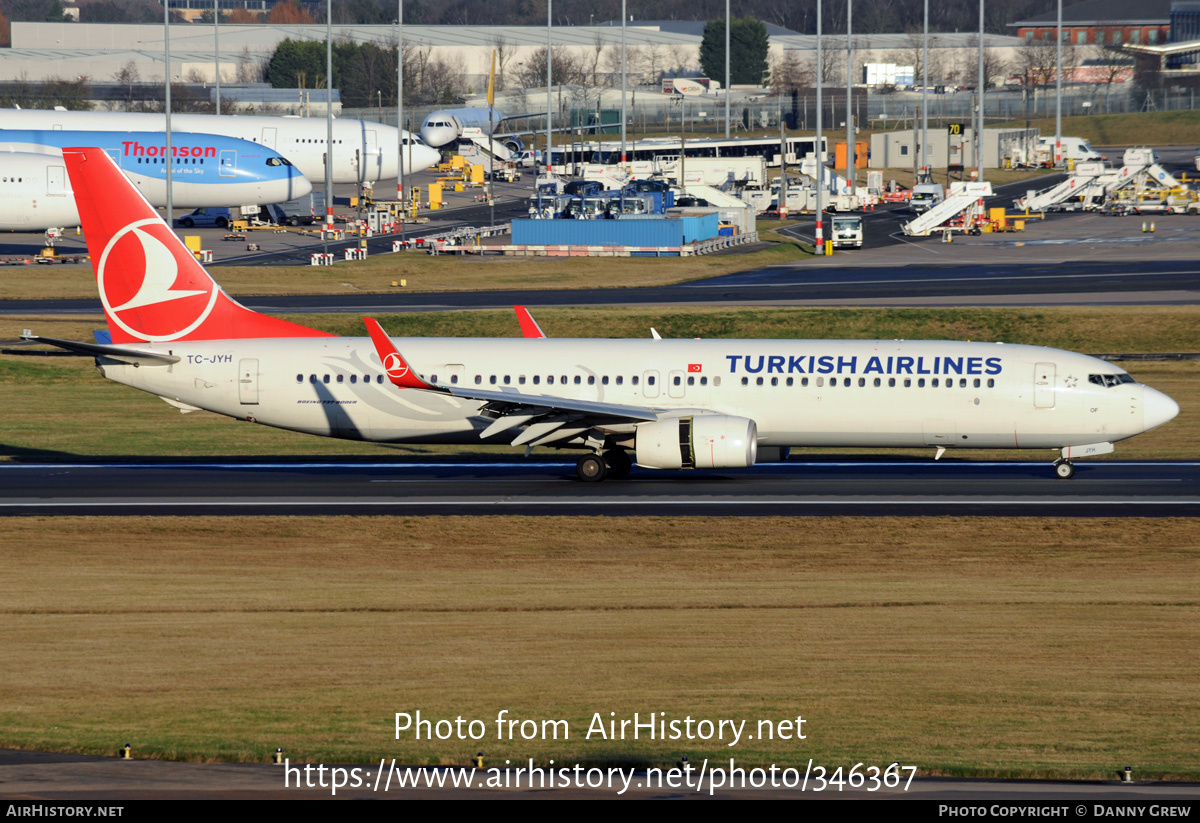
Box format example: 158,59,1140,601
28,147,1179,482
0,131,310,231
3,108,441,184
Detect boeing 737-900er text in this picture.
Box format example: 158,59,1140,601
27,147,1179,482
0,130,310,231
3,108,441,184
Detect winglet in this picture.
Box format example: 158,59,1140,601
514,305,546,339
363,317,439,390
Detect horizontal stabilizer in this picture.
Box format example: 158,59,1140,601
21,333,179,365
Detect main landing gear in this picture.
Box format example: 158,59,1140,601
575,450,633,482
1053,458,1076,480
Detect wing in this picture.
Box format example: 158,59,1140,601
20,332,180,366
363,318,660,449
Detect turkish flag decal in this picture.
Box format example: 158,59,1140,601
688,363,703,373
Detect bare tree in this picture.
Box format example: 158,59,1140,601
236,46,264,84
771,49,812,93
1087,42,1133,112
112,60,139,111
490,35,513,92
514,46,587,89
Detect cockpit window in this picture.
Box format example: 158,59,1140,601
265,157,292,166
1089,373,1135,388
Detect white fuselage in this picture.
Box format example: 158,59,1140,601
0,147,310,231
1,109,442,183
96,337,1168,454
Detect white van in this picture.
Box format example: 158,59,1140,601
1035,136,1104,165
909,183,945,214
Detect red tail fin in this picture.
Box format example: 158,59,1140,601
62,147,331,344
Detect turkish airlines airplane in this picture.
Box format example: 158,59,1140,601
3,108,442,184
0,131,310,231
28,147,1179,482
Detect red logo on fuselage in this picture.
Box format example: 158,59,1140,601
383,352,410,379
97,219,219,342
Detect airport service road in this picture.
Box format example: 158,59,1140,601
1,460,1196,517
4,256,1199,318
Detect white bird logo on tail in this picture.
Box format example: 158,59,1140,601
110,227,206,312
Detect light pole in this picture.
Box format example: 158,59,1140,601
815,0,824,255
324,0,333,251
213,0,220,115
620,0,626,166
724,0,730,139
921,0,927,175
976,0,985,183
546,0,553,176
396,0,405,244
845,0,853,198
1055,0,1062,166
164,0,173,226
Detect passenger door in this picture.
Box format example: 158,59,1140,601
1034,363,1056,408
219,150,237,178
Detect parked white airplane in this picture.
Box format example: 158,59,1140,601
3,108,441,184
0,131,310,231
29,147,1179,482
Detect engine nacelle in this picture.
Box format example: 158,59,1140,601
505,137,525,153
634,415,758,470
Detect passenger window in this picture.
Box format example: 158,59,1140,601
817,377,824,387
918,378,925,387
904,378,911,387
960,378,967,388
713,377,721,387
741,377,749,386
786,377,793,387
518,376,525,385
377,375,383,384
337,374,344,383
888,377,895,387
673,376,681,386
323,375,330,384
296,374,302,382
973,378,981,388
451,375,459,384
931,378,938,387
687,376,695,386
310,375,317,383
490,375,497,384
802,377,809,387
533,375,540,384
547,375,555,384
873,377,881,387
351,375,357,384
770,377,778,386
475,375,481,384
756,377,764,386
430,375,438,383
601,376,609,385
632,376,639,385
615,376,623,385
574,376,582,385
987,378,995,388
504,376,511,384
858,377,866,387
647,376,655,386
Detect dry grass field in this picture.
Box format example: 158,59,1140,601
1,516,1197,778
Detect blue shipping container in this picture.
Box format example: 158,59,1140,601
679,212,720,243
512,219,684,247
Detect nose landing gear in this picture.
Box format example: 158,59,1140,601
1053,459,1076,479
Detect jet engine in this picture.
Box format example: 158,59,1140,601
504,136,525,154
634,415,757,470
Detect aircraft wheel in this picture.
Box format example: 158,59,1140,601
605,450,632,478
576,453,608,482
1054,459,1076,480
